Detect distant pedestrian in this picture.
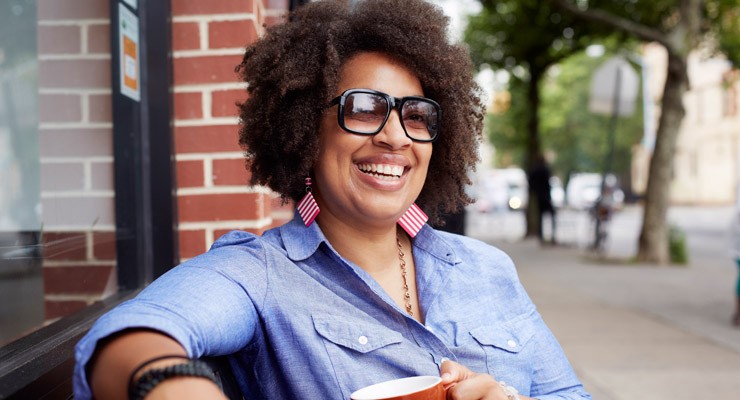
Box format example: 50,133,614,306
528,155,556,244
731,205,740,327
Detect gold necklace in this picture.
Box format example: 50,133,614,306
396,233,413,316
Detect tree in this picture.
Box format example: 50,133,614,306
553,0,740,264
465,0,615,236
540,47,644,187
486,46,645,187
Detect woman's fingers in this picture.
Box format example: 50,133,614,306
445,373,500,400
440,359,474,388
440,359,508,400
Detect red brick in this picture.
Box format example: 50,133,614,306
173,55,243,85
41,196,115,226
178,192,263,222
267,0,288,9
173,22,200,51
45,300,88,320
174,125,241,153
44,265,113,294
88,23,111,54
91,161,115,190
214,227,264,237
40,59,111,89
39,94,82,123
89,93,112,123
208,20,258,49
211,89,246,118
178,229,206,258
40,128,112,158
40,162,85,191
176,160,205,188
38,0,109,20
264,15,286,27
92,231,117,260
174,92,203,120
212,158,249,186
43,232,87,261
172,0,253,16
38,25,81,55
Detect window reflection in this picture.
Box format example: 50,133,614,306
0,0,117,347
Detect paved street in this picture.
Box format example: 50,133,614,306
466,205,740,399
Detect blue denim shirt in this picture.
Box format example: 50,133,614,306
74,214,590,399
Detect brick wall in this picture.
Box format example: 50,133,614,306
37,0,116,320
35,0,294,322
172,0,293,259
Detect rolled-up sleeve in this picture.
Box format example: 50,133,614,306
73,231,267,399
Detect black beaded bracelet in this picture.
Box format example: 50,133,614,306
128,357,218,400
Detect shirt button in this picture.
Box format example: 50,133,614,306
358,336,368,345
507,340,517,348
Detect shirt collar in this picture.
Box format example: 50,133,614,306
278,210,461,266
278,211,327,261
413,224,462,266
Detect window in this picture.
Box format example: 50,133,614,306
0,1,174,397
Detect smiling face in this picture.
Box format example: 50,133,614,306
312,52,433,232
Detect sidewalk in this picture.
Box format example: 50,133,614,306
469,206,740,399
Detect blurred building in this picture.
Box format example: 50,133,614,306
631,43,740,205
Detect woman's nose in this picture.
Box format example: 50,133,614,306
373,110,412,150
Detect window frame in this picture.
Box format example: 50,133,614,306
0,0,175,397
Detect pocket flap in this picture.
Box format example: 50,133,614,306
469,321,534,354
312,313,403,354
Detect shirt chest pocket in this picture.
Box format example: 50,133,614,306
312,313,403,353
312,313,422,399
469,318,535,387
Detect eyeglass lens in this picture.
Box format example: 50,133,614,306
343,92,438,141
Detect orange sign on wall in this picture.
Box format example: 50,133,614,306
119,3,140,101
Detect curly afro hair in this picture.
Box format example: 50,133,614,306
236,0,484,224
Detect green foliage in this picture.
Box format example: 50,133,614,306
540,46,644,182
464,0,634,172
708,0,740,65
485,78,528,167
483,44,644,179
465,0,615,75
669,225,689,265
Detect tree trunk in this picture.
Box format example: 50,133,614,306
525,67,543,237
636,52,689,264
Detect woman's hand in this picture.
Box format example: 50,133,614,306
440,359,531,400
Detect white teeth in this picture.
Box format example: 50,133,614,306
358,163,404,178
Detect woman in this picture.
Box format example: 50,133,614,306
74,1,591,399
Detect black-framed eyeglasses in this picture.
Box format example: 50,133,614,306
329,88,441,142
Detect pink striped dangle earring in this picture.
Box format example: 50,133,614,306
296,177,320,227
397,203,428,238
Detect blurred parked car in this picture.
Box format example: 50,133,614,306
471,168,529,212
473,168,569,212
472,170,510,213
565,173,624,210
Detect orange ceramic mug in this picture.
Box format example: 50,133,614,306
350,376,445,400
